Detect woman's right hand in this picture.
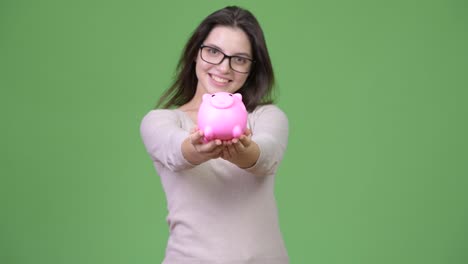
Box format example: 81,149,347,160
182,127,224,165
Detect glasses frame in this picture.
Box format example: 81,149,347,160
199,44,255,74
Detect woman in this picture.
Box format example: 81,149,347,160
140,6,289,263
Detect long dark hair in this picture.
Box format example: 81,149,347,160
156,6,275,112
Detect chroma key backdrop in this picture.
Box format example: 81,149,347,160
1,0,467,263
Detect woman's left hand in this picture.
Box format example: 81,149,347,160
220,128,260,169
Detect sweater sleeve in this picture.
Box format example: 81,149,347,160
140,109,196,172
245,105,289,176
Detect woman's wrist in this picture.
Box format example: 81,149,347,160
181,138,204,165
235,141,261,169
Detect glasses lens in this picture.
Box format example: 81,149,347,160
201,46,252,73
201,47,223,64
230,56,252,73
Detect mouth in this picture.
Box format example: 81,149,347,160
209,73,232,84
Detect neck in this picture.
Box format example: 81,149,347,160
182,85,207,111
179,94,202,112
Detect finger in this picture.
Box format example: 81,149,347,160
201,139,222,153
207,144,224,159
239,135,251,148
190,126,199,134
219,141,230,159
232,139,245,153
219,147,225,159
214,145,224,157
190,130,204,144
227,144,237,158
222,146,231,160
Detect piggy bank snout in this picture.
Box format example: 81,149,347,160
198,92,247,141
210,94,234,109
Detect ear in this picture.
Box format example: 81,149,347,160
203,93,212,101
234,93,242,100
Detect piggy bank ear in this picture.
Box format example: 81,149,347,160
233,93,242,100
203,94,212,102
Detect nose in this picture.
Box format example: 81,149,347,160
217,56,231,73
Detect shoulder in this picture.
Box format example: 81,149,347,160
140,109,183,128
250,104,288,120
142,109,180,121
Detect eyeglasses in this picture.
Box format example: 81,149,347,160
199,44,254,74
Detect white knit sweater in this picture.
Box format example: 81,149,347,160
140,104,289,264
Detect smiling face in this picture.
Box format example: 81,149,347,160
195,26,252,96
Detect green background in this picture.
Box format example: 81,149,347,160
1,0,467,263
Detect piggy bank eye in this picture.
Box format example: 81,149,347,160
229,94,233,96
211,94,215,97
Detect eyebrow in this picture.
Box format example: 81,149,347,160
205,43,252,59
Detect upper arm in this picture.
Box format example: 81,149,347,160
140,110,195,171
245,105,289,176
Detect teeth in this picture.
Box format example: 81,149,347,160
211,74,229,83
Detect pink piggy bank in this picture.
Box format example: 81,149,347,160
197,92,248,142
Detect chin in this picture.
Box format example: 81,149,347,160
206,86,238,95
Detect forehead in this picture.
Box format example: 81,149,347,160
204,26,252,55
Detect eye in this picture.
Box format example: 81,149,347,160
211,94,215,97
208,48,219,55
235,56,249,64
229,94,233,96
